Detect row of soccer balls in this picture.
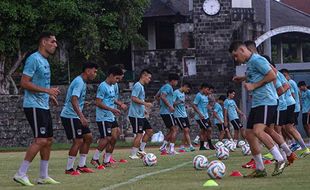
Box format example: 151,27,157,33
215,140,251,160
193,155,226,179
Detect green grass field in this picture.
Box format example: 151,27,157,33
1,147,310,190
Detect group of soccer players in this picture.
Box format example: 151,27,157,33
13,32,310,186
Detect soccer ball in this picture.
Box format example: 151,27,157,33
193,155,209,170
225,141,236,152
241,144,251,156
207,160,226,179
224,140,232,147
143,153,157,166
214,141,225,149
222,139,229,144
237,140,246,147
216,147,229,160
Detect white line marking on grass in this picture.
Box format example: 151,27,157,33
100,161,190,190
100,153,216,190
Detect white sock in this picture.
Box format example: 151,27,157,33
66,156,76,170
270,146,284,162
170,143,175,152
280,143,292,156
104,153,112,163
93,149,101,160
253,154,264,171
79,154,87,167
280,149,288,161
18,160,30,176
131,147,138,156
40,160,49,179
160,140,168,149
140,142,146,151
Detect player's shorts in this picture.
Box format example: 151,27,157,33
175,117,190,129
97,121,119,138
216,123,227,131
285,104,295,125
302,113,310,125
24,108,53,138
61,117,91,140
230,119,243,130
196,119,211,130
247,105,277,129
160,114,176,128
274,110,287,126
294,112,299,125
129,117,152,134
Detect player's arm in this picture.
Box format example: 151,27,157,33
232,76,246,83
192,104,204,119
71,96,88,127
131,96,152,108
96,98,121,116
154,90,160,102
21,74,60,97
161,93,174,112
213,111,223,124
244,70,276,91
115,99,127,110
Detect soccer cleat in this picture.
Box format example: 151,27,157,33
242,158,255,168
244,169,267,178
290,143,301,152
263,153,274,160
77,166,95,173
103,162,118,168
271,160,286,176
37,177,60,184
199,146,208,151
110,156,117,164
137,150,147,158
287,152,298,165
209,145,216,150
13,173,34,186
179,147,186,153
65,168,81,176
90,159,101,168
168,150,180,155
299,148,310,158
159,146,167,152
129,155,140,160
160,149,168,155
189,146,196,152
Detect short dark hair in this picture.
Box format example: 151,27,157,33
38,31,55,44
182,82,192,89
200,83,210,89
280,69,289,74
107,66,124,76
168,73,179,81
229,40,244,53
298,81,307,87
219,95,226,101
244,40,256,48
82,62,98,72
139,69,152,78
227,89,235,97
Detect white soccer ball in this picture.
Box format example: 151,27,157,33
241,144,251,156
143,153,157,166
225,141,236,152
222,139,229,144
214,141,225,149
237,140,246,147
193,155,209,170
216,146,229,160
207,160,226,179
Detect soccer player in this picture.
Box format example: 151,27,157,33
229,41,285,177
60,62,98,175
223,89,246,145
14,32,60,186
173,82,195,152
281,69,310,154
213,95,233,141
128,69,153,159
90,66,125,168
158,73,179,155
192,83,215,150
298,81,310,147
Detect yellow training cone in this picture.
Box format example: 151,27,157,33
203,179,219,187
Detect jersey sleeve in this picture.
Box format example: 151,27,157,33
131,83,141,98
96,84,105,99
193,93,201,105
223,100,229,110
71,80,84,98
23,57,37,77
255,57,272,75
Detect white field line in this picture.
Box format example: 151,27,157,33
100,154,216,190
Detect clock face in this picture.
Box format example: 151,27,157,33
203,0,221,16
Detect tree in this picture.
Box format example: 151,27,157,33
0,0,149,94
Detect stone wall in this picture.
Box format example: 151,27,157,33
0,84,221,147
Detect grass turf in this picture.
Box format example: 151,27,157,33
0,147,309,190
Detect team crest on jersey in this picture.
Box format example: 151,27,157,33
107,128,112,133
77,129,82,135
40,127,46,134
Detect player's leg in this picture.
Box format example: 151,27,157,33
91,121,110,167
140,118,153,154
77,125,94,173
129,117,143,159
